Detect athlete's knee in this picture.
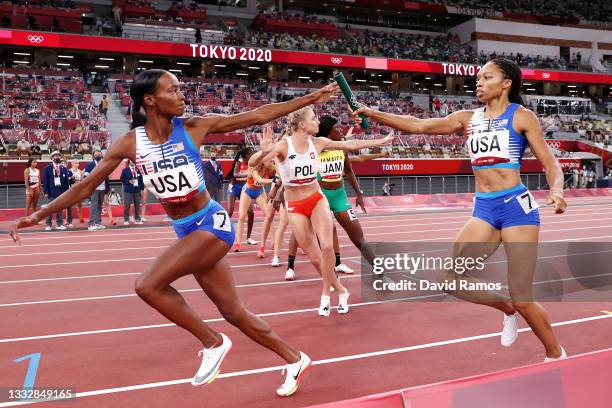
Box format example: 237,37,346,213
511,301,537,316
134,275,157,301
219,303,247,326
319,240,334,256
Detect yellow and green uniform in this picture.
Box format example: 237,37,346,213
317,150,352,213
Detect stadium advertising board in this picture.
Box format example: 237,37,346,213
1,30,610,84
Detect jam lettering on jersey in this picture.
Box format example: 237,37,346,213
318,150,344,181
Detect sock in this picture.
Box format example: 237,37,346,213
288,255,295,269
335,253,341,267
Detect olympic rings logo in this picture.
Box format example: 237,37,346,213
401,197,414,203
541,72,551,79
548,141,561,149
331,57,343,64
27,35,44,44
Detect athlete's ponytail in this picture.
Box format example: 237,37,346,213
317,115,338,138
491,58,524,106
129,69,166,129
226,147,253,180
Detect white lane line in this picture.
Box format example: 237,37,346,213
0,291,422,343
3,259,611,339
0,262,357,307
1,202,610,245
4,249,610,306
4,216,610,257
0,272,142,284
0,314,609,407
358,224,612,238
2,222,611,270
0,237,176,249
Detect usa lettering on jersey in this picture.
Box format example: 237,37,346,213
142,162,201,204
468,129,511,166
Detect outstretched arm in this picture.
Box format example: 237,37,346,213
314,134,394,153
186,83,339,143
252,168,273,185
349,150,390,162
518,108,566,214
352,107,470,135
10,133,134,243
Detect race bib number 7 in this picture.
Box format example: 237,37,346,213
212,211,232,232
516,191,539,214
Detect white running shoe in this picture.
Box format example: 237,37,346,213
87,225,98,231
45,226,52,231
191,333,233,386
97,224,106,229
544,346,567,362
271,256,280,267
276,352,312,397
56,225,67,230
124,221,130,226
135,220,144,225
285,268,295,281
501,313,518,347
141,217,148,222
318,295,331,317
246,238,258,245
338,291,350,314
335,263,354,274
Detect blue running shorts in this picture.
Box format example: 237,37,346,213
229,182,245,198
472,183,540,230
171,199,235,247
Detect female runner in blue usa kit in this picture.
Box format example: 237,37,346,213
352,59,568,362
10,69,340,396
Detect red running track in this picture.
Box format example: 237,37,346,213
0,197,611,407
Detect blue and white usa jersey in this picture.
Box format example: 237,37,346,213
465,103,527,171
135,117,205,204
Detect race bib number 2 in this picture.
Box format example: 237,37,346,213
212,211,232,232
516,191,539,214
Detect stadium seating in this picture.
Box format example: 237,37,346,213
0,1,88,33
252,11,341,39
0,70,110,160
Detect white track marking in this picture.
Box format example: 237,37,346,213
0,314,609,406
